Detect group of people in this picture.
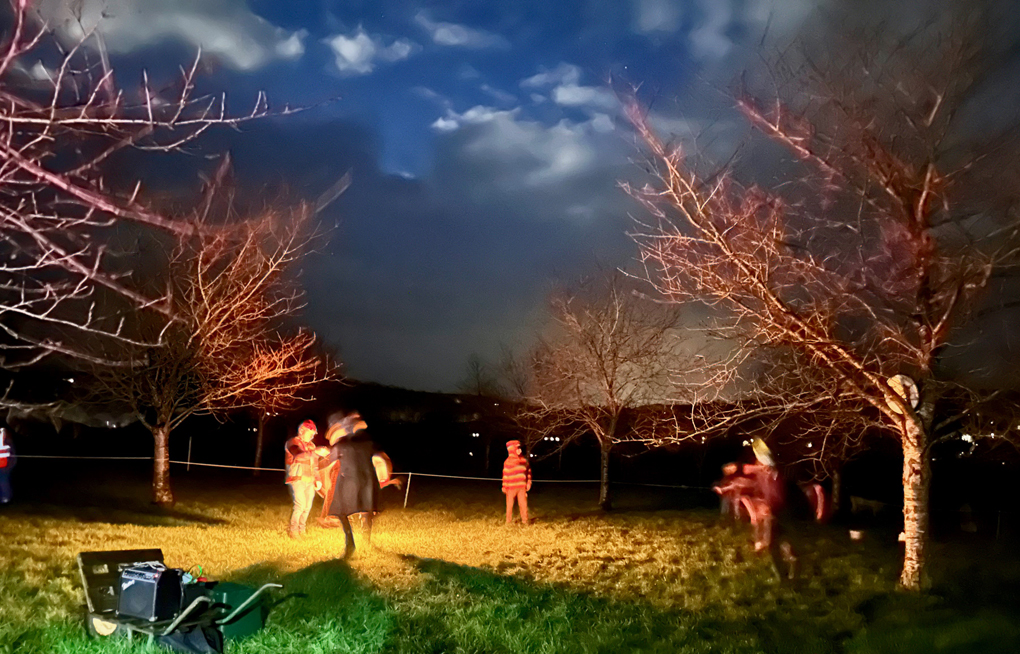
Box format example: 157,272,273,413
712,438,811,580
285,418,535,555
284,411,401,558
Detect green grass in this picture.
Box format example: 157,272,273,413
3,466,1020,653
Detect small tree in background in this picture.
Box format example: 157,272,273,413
521,270,681,510
457,353,502,398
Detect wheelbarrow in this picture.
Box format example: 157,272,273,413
76,548,282,650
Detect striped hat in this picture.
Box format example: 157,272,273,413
506,440,521,451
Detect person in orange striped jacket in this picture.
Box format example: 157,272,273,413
502,440,532,525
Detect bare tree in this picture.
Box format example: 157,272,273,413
0,1,298,377
623,7,1019,588
92,207,329,505
496,343,530,402
521,271,681,510
457,353,501,397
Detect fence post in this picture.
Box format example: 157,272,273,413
187,437,193,472
403,473,412,509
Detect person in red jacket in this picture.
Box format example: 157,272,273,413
284,419,327,539
502,440,532,525
0,426,15,505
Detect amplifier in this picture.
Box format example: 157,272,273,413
118,563,183,622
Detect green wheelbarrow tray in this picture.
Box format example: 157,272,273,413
194,581,284,640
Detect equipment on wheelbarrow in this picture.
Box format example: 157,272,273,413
118,562,184,622
77,548,282,652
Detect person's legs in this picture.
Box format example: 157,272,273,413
287,483,302,537
740,496,762,548
518,490,529,525
339,514,355,558
362,511,373,545
295,482,315,534
505,491,515,524
318,470,336,526
767,521,797,580
0,471,10,504
757,505,774,553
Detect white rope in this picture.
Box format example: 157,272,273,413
17,455,153,460
14,454,709,489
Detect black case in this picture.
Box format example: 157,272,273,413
118,563,183,622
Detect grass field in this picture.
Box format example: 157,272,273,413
3,462,1020,653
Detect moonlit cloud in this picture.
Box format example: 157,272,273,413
520,62,581,89
414,11,510,49
34,0,307,70
324,28,417,75
521,63,618,112
432,106,624,189
430,105,519,132
480,84,518,106
689,0,734,60
633,0,683,34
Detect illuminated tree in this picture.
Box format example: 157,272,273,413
92,206,329,505
0,1,291,378
623,7,1018,588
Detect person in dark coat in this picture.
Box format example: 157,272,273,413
324,411,377,558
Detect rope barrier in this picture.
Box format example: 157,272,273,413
17,455,154,461
14,453,709,491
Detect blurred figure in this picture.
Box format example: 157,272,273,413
0,426,14,504
324,412,378,558
502,440,531,525
713,462,751,519
371,451,403,491
284,419,327,539
801,482,828,523
743,439,797,579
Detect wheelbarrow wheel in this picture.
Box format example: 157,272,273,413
84,609,122,638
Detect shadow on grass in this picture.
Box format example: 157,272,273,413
224,559,396,654
1,500,228,526
392,554,862,654
844,543,1020,654
8,464,229,526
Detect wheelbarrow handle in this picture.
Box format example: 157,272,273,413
214,583,283,626
157,595,213,636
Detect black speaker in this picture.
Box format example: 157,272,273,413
118,563,183,622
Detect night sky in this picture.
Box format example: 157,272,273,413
30,0,1014,392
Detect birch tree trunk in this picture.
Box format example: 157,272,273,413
830,467,842,521
900,415,930,590
151,424,174,507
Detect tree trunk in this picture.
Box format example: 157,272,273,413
830,467,842,521
151,424,174,507
253,413,266,477
900,415,930,590
598,441,612,511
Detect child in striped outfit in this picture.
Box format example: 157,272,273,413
502,440,531,525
